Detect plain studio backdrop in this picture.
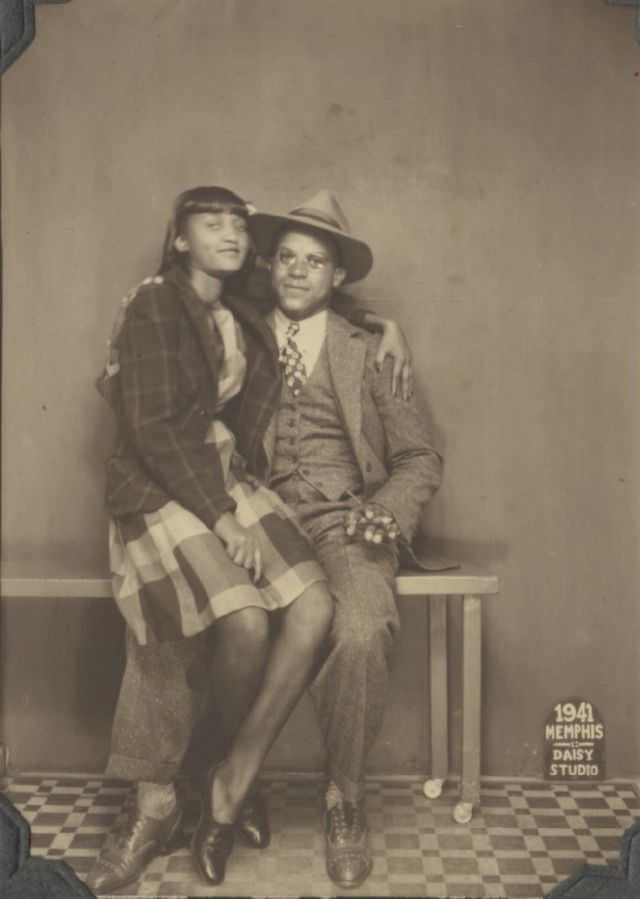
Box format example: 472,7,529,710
1,0,639,779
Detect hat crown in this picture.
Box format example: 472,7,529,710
289,190,351,235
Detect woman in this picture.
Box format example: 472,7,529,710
87,186,412,893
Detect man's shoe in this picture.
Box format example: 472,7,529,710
191,766,235,885
85,800,183,894
235,789,270,849
325,800,372,890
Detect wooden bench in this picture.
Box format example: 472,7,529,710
396,566,499,823
1,563,499,824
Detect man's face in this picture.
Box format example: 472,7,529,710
271,229,346,320
175,211,249,277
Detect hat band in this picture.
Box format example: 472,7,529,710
290,207,346,233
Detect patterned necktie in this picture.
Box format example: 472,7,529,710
279,320,307,397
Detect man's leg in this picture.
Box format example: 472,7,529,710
87,629,206,893
106,630,207,784
310,536,400,888
88,608,271,893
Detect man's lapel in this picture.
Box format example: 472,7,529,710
325,310,366,457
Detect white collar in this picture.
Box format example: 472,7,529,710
271,307,328,374
272,307,327,343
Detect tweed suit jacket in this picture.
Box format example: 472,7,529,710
104,265,280,530
229,309,443,543
222,272,368,477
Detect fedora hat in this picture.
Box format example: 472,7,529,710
248,190,373,284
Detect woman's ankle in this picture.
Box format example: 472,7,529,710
210,762,239,824
211,759,255,824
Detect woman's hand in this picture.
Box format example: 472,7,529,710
213,512,262,582
375,319,414,401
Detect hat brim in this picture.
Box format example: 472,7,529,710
248,212,373,284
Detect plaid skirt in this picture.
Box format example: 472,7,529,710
109,480,326,645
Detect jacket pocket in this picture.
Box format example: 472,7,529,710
180,404,211,443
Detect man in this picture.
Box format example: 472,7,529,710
227,190,443,889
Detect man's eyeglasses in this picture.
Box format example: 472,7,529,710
276,249,329,271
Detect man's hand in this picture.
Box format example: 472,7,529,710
345,503,400,545
213,512,263,582
375,319,414,401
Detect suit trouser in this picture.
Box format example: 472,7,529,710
106,628,215,783
274,477,401,803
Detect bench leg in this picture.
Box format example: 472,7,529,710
424,595,448,800
454,594,482,824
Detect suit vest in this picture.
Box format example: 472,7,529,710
269,340,363,501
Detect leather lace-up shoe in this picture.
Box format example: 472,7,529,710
325,800,372,889
191,766,235,885
236,789,270,849
85,800,183,894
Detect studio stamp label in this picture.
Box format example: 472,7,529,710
544,698,605,781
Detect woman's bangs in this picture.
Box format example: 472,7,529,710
181,196,249,221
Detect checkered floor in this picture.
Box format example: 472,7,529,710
2,776,639,898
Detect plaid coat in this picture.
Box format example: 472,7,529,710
105,265,281,530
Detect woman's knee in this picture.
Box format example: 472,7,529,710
285,583,334,646
216,606,270,655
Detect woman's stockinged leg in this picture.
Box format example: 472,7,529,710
211,582,334,822
207,607,271,761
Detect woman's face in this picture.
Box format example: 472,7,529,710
175,210,250,277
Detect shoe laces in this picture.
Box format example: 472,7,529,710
333,803,349,843
113,812,143,848
111,796,148,849
330,801,364,845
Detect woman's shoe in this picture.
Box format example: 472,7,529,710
191,766,235,885
236,789,270,849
